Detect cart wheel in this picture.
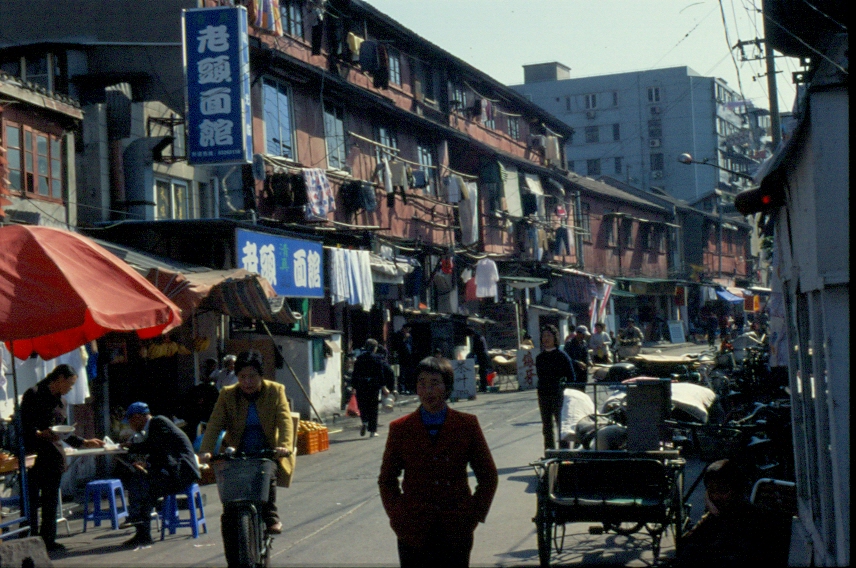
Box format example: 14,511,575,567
536,515,553,568
652,532,663,563
671,474,687,553
604,521,644,536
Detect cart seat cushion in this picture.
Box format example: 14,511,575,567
546,458,668,509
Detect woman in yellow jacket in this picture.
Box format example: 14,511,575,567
198,349,295,534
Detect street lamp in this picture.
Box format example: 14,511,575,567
677,153,755,182
677,153,755,279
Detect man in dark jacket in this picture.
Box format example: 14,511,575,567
535,325,576,450
390,325,416,393
563,325,592,389
467,328,492,393
121,402,200,547
20,364,105,552
352,339,395,437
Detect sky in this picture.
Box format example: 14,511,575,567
364,0,801,112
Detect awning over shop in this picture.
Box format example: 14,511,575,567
97,239,300,324
399,307,496,326
614,277,676,296
610,289,637,298
201,276,300,325
726,286,748,297
716,288,744,303
501,275,548,289
529,304,575,318
747,286,772,294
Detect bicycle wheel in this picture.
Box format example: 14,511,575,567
222,507,260,568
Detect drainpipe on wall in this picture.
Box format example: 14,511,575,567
123,136,173,220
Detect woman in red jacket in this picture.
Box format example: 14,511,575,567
378,357,498,567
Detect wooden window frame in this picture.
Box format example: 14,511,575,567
323,103,346,170
262,77,296,160
2,120,64,202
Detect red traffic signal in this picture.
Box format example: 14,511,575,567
734,185,785,215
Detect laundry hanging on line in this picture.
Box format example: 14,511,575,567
302,168,336,219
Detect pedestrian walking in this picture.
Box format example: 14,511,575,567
563,325,591,390
535,325,575,451
589,322,613,364
352,339,395,437
466,328,492,393
379,356,498,567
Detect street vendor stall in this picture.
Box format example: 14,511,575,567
0,225,181,539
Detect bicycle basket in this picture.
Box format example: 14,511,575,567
213,458,276,503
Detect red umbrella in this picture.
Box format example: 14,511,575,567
0,224,182,537
0,224,182,359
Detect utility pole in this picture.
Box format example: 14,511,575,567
735,32,781,147
762,30,782,147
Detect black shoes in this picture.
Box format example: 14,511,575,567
44,542,67,553
123,533,154,548
360,423,367,437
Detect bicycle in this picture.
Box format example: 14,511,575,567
211,449,278,568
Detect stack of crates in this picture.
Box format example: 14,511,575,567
296,420,329,455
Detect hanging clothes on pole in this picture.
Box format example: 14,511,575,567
475,258,499,300
302,168,336,219
459,182,479,246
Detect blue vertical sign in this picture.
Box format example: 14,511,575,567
236,229,325,298
182,6,252,165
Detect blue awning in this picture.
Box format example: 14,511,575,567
716,289,744,303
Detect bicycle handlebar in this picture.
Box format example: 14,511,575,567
209,448,279,463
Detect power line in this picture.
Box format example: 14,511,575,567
718,0,747,101
800,0,846,31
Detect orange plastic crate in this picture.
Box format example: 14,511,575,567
297,428,329,455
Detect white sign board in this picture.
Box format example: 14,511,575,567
517,348,540,390
668,320,686,344
451,359,476,400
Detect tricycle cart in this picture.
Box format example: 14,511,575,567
531,449,687,566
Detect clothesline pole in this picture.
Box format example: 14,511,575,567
439,164,478,181
348,131,400,155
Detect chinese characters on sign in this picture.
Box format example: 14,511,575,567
236,229,324,298
451,359,476,401
183,6,252,165
517,348,539,390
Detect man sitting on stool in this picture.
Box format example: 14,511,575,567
121,402,200,547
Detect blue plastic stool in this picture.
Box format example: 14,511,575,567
83,479,128,531
160,483,207,539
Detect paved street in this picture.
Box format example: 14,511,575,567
39,342,709,567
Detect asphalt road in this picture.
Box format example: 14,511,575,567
43,340,710,567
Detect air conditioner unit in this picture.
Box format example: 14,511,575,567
652,170,663,179
530,135,545,149
649,138,661,148
650,106,661,115
586,110,596,119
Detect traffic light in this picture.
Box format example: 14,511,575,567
734,184,785,215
